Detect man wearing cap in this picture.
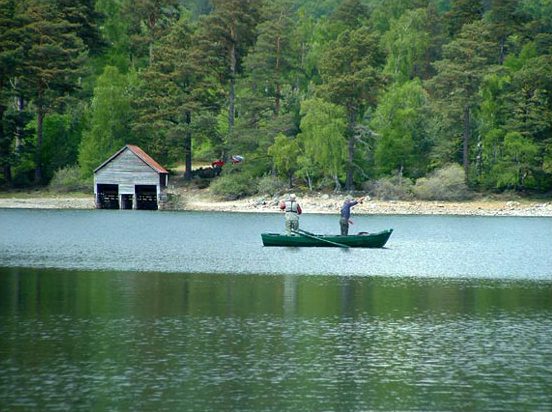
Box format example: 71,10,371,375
340,195,364,235
279,194,302,235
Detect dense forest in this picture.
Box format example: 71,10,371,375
1,0,551,197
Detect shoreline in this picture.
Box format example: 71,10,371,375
0,192,551,217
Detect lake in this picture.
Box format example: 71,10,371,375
1,209,551,410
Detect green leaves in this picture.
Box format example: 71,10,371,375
297,98,347,190
371,80,430,177
2,0,552,194
268,133,301,186
493,132,539,189
78,66,134,177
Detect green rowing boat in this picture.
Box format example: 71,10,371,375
261,229,393,248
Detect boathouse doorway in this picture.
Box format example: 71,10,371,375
96,184,119,209
96,184,160,210
135,185,158,210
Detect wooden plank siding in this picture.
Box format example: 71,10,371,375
94,145,169,209
95,149,160,190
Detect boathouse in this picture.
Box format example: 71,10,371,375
94,145,169,210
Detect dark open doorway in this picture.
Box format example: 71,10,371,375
136,185,158,210
96,184,119,209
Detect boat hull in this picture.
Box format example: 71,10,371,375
261,229,393,248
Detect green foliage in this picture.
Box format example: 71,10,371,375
413,164,472,200
364,173,414,200
243,0,298,117
19,0,88,183
371,79,431,177
121,0,180,66
297,98,347,190
444,0,483,36
428,20,498,181
268,134,301,186
493,131,539,189
78,66,135,177
48,164,91,193
318,25,384,188
209,171,258,200
256,175,287,196
40,112,83,183
382,8,431,82
370,0,427,33
3,0,552,196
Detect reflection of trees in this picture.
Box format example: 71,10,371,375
2,268,549,318
283,274,297,318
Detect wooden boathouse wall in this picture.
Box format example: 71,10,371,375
94,145,169,210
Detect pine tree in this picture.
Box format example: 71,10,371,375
57,0,105,56
318,26,384,190
244,0,296,117
196,0,259,138
487,0,527,64
444,0,483,36
428,20,497,181
21,0,87,183
133,15,222,179
121,0,180,66
0,0,25,184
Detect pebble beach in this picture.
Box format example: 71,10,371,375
1,190,551,217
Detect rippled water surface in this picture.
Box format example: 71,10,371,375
1,209,551,410
1,208,551,278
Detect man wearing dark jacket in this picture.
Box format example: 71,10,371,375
340,195,364,235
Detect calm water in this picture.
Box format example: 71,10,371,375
1,208,551,278
1,209,551,410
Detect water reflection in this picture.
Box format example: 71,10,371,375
1,268,551,411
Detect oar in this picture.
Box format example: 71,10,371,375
292,228,350,248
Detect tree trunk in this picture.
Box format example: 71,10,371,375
2,165,11,184
16,96,24,149
463,105,470,182
345,109,356,191
184,111,192,181
498,37,505,65
34,110,44,183
334,174,341,192
0,103,11,184
228,39,236,132
274,35,281,116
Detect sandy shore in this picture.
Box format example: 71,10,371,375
1,190,551,217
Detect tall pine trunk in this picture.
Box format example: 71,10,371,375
463,105,470,182
16,96,24,149
345,108,356,191
35,110,44,183
0,101,10,184
184,111,192,181
274,35,281,116
228,35,236,132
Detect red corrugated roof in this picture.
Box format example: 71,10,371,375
126,145,168,174
94,145,168,174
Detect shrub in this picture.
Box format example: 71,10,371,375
48,165,91,193
209,172,258,200
257,175,287,197
364,174,413,200
413,164,471,200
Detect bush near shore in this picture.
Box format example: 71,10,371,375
1,163,550,216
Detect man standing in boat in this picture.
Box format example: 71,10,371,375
340,195,364,235
279,193,302,235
